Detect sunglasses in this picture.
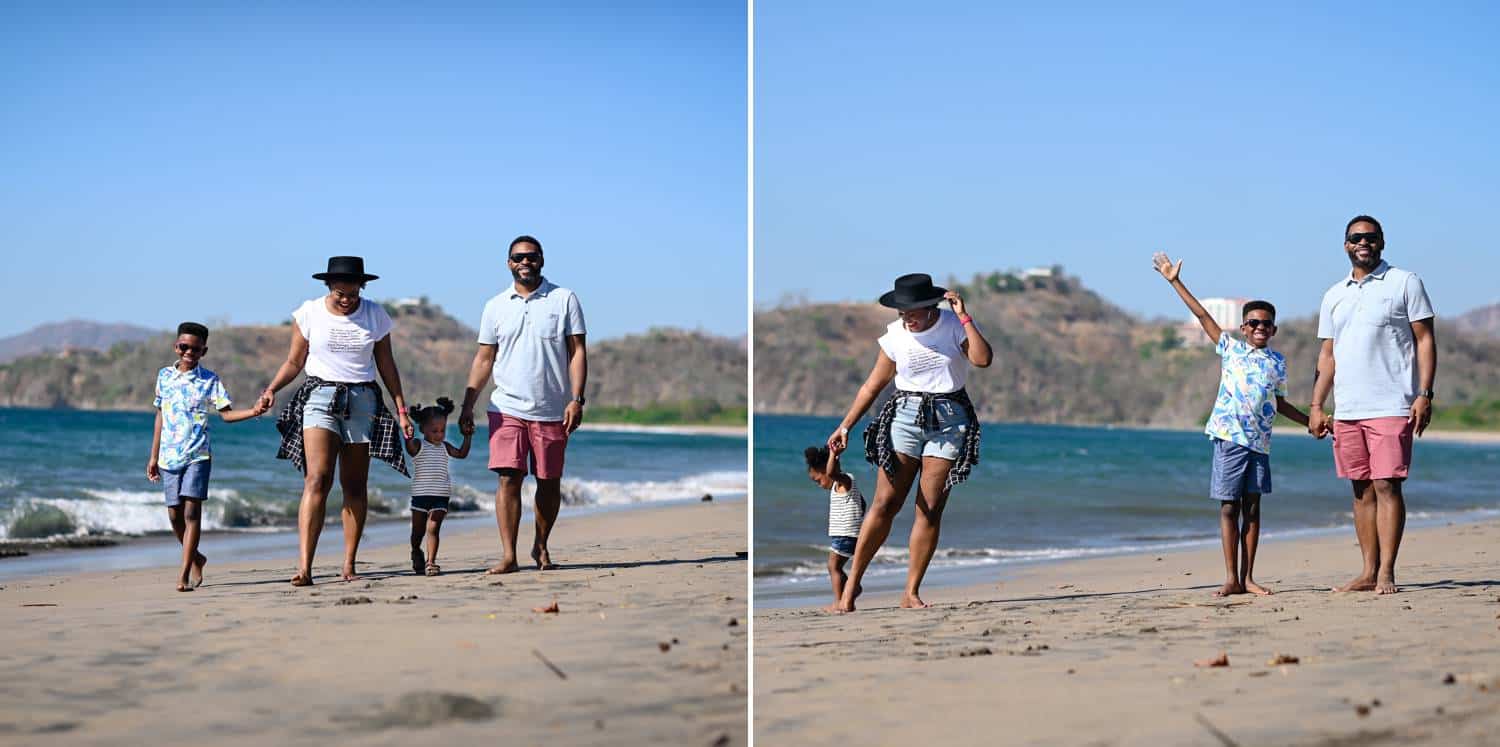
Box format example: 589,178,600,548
1241,319,1276,330
175,343,206,354
1345,232,1380,245
509,252,542,264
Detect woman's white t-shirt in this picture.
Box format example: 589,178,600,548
292,297,393,383
877,308,969,393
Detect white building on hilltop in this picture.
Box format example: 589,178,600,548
1180,297,1248,346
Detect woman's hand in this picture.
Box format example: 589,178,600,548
398,410,414,439
945,290,968,318
258,387,276,413
827,425,849,453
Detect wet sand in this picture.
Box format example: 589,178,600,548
755,519,1500,746
0,501,747,746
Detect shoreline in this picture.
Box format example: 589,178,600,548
579,422,747,437
756,519,1500,745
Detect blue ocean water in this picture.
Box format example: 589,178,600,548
0,408,746,541
754,414,1500,605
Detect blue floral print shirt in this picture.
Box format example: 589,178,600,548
154,365,232,470
1204,332,1287,454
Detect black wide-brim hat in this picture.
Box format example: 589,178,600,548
312,256,379,283
878,273,947,310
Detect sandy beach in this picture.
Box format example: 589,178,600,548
0,501,747,746
755,519,1500,746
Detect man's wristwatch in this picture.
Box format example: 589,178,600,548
572,395,586,406
1417,388,1435,400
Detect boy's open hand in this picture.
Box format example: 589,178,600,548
1151,251,1182,282
146,460,160,482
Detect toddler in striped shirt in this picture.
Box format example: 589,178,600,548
805,443,866,610
404,397,471,576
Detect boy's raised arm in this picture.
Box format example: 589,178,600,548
1152,252,1223,343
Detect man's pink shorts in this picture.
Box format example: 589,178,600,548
487,412,568,479
1332,416,1413,481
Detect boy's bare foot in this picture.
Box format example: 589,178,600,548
1244,580,1274,596
531,546,557,571
900,594,930,609
191,553,207,588
486,559,519,575
1213,582,1244,597
1375,573,1399,595
1333,574,1377,592
290,573,313,587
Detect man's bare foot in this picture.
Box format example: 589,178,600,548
833,598,856,613
1213,582,1244,597
531,546,558,571
290,573,313,587
1244,580,1274,596
486,559,519,575
900,593,930,609
191,553,206,588
1375,574,1399,595
1333,574,1377,592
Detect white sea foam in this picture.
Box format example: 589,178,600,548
453,470,747,512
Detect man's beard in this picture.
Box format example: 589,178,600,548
1347,246,1382,271
511,267,542,288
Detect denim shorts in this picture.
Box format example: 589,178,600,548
889,396,970,461
1210,438,1272,501
302,384,377,444
162,460,211,507
829,536,857,558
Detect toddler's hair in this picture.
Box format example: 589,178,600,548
804,445,832,472
177,322,209,340
407,397,456,428
1242,300,1276,321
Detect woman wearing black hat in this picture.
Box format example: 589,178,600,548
258,257,415,586
825,273,993,612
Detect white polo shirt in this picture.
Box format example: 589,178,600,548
1316,261,1434,421
476,278,586,422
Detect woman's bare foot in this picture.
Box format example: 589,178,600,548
531,546,557,570
290,573,314,587
1333,574,1377,592
486,559,519,575
341,562,358,582
191,553,207,589
1213,582,1244,597
900,593,930,609
176,582,192,592
1375,573,1399,595
1244,580,1274,596
833,598,856,613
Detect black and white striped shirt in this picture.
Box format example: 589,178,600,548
828,474,866,537
410,439,450,497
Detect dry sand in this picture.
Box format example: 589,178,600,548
0,501,747,746
755,520,1500,746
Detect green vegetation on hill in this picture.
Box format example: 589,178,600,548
0,301,746,426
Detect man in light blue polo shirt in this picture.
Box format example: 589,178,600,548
459,235,588,574
1309,215,1436,595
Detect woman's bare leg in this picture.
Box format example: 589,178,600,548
293,428,341,586
835,453,919,613
904,456,954,608
338,442,371,581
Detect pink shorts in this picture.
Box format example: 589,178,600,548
487,412,568,479
1332,416,1413,481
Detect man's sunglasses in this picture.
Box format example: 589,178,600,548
509,252,542,264
1241,319,1276,330
1345,232,1380,245
176,343,206,354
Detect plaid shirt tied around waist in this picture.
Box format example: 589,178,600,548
275,376,409,477
863,388,981,493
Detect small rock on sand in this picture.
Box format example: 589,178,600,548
338,596,373,605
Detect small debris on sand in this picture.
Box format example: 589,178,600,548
1195,652,1230,668
532,601,560,614
659,642,672,652
959,647,993,657
728,617,739,627
337,596,373,605
1444,673,1457,684
1355,704,1370,717
1268,654,1300,665
532,648,567,679
346,691,497,730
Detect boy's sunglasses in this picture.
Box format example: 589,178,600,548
1345,232,1380,245
509,252,542,264
175,343,206,354
1241,319,1276,330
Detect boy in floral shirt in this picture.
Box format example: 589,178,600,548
1153,253,1311,597
148,322,267,591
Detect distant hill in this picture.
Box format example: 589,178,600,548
755,270,1500,429
1455,302,1500,339
0,321,158,364
0,300,746,424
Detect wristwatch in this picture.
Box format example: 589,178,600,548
573,395,586,406
1417,388,1435,400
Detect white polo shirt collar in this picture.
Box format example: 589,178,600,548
1343,260,1391,287
507,278,556,300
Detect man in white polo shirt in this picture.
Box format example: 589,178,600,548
459,235,587,574
1309,215,1436,595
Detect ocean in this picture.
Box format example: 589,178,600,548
754,414,1500,607
0,408,745,575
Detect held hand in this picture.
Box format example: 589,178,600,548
1308,409,1330,439
398,411,415,440
1409,397,1432,437
562,401,584,434
944,290,967,318
147,460,160,482
258,387,276,413
458,407,475,436
1151,251,1182,282
827,426,849,453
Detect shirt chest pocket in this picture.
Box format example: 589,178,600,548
538,311,561,340
1355,296,1393,327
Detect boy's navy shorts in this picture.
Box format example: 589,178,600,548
1210,438,1271,501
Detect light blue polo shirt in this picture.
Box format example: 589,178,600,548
1316,261,1434,421
477,278,586,422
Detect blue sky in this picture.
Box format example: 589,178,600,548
0,1,746,340
755,1,1500,322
